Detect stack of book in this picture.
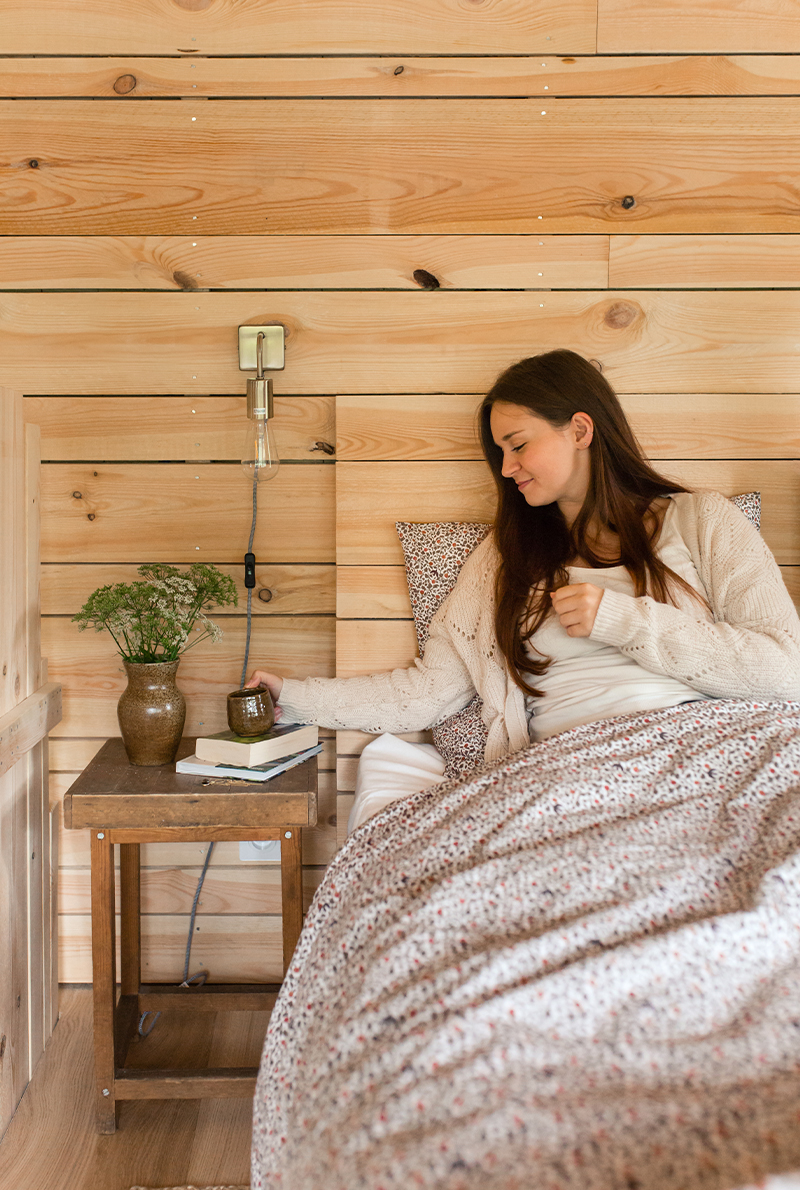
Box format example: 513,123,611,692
176,722,320,781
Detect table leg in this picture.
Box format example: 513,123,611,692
90,831,117,1133
116,843,141,1068
280,828,303,974
119,843,141,996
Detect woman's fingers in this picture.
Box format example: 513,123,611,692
245,670,285,702
549,583,604,637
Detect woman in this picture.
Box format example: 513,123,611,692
247,349,800,796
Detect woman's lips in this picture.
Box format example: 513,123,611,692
517,478,531,489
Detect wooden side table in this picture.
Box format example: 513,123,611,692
63,737,319,1133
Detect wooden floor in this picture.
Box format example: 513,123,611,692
0,985,273,1189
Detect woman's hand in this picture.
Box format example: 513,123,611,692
245,670,285,719
549,583,604,638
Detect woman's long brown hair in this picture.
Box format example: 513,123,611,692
479,349,707,697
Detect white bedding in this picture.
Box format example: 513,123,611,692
347,733,446,834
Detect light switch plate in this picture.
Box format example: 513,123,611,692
239,840,281,862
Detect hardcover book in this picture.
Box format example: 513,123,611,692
176,743,322,782
195,721,318,766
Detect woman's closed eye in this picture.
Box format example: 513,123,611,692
511,443,526,453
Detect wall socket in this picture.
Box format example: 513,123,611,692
239,840,281,862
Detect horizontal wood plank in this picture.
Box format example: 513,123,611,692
41,616,334,738
58,865,323,916
7,99,800,234
336,566,412,619
336,619,419,678
0,235,607,291
58,913,288,984
337,460,800,565
25,396,335,462
5,56,800,98
336,729,432,756
337,461,494,565
11,291,800,395
610,236,800,289
336,393,800,461
40,463,335,564
0,1,594,55
598,0,800,53
41,563,334,618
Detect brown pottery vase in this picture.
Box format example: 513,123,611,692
117,659,186,766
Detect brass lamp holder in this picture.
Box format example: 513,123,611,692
238,324,285,419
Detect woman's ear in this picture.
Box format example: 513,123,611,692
572,412,594,449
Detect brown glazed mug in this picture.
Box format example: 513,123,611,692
226,684,275,737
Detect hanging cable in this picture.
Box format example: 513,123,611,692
240,472,259,688
180,839,215,987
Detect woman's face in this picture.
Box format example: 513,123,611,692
489,401,594,523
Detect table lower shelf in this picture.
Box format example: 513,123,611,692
115,1067,258,1100
137,982,283,1012
110,982,281,1107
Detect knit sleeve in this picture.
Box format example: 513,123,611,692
589,493,800,699
275,580,479,733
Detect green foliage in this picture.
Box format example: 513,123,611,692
72,563,238,664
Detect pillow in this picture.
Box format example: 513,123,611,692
395,492,761,779
730,490,761,531
395,521,490,779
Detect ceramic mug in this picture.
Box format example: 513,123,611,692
227,684,275,737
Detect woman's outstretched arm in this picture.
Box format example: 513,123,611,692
244,589,479,733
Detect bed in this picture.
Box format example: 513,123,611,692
252,499,800,1190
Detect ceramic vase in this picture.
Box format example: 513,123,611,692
117,659,186,766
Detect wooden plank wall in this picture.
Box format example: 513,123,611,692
0,389,58,1136
2,0,800,979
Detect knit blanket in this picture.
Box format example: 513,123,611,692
252,699,800,1190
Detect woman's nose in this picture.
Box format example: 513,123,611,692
501,451,518,477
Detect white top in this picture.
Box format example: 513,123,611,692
524,500,714,740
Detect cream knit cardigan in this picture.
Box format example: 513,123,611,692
278,491,800,763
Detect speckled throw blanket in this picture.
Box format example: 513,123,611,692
252,700,800,1190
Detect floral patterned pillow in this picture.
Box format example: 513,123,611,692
730,490,761,531
395,521,491,779
395,493,761,780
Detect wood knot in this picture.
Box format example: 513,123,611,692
603,301,639,330
172,269,198,291
87,513,96,521
588,358,603,372
562,58,576,64
621,195,636,209
72,490,82,499
413,268,440,290
172,0,213,9
29,159,39,169
113,74,137,95
257,588,273,603
309,440,335,455
394,65,404,75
